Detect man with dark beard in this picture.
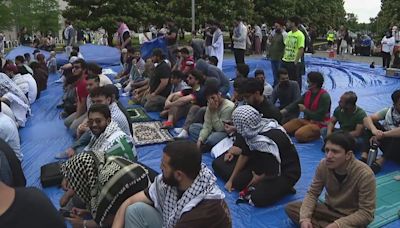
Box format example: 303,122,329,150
271,68,301,124
112,141,232,228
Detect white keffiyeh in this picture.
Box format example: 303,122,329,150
232,105,292,174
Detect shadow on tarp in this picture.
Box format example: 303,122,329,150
20,56,400,228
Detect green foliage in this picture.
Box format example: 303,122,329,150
376,0,400,35
8,0,60,34
0,2,13,31
62,0,347,36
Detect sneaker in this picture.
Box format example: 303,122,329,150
175,129,188,139
161,121,173,129
174,128,183,134
55,151,69,159
121,92,130,97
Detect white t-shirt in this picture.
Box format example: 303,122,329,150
0,113,22,160
99,74,113,86
24,74,38,104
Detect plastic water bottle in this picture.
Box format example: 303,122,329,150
367,142,379,166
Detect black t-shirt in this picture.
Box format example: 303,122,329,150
234,129,301,183
0,138,26,187
253,96,282,124
181,86,207,107
167,26,178,46
149,61,172,97
0,187,66,228
122,31,132,48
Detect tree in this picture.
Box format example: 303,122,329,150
0,2,13,31
9,0,60,35
345,13,359,31
253,0,346,34
376,0,400,35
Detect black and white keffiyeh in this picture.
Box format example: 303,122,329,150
109,102,131,137
85,120,127,152
149,163,224,228
61,152,98,204
232,105,292,172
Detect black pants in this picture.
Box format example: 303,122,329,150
212,155,295,207
282,61,302,91
233,48,245,65
382,51,391,68
336,39,342,55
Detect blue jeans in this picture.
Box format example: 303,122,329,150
125,202,162,228
71,130,92,153
270,60,281,86
189,123,228,146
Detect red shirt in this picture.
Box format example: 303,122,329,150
180,56,195,72
75,76,89,102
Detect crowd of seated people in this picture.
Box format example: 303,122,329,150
3,41,400,228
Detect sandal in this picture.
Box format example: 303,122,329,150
370,161,382,174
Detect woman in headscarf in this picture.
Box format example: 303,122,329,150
221,105,301,207
60,152,155,227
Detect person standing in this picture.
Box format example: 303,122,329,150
253,24,262,54
381,30,396,68
269,20,287,86
165,19,179,66
63,20,76,57
282,16,305,90
116,18,132,50
210,21,224,70
232,18,248,65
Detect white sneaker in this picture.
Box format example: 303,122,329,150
175,129,188,139
174,128,183,134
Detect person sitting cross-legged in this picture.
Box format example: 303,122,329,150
56,86,133,159
60,151,152,228
189,84,235,152
285,131,376,228
84,104,136,161
112,140,232,228
161,69,207,129
281,71,331,143
241,78,282,123
215,105,301,207
323,91,367,150
270,68,301,124
362,89,400,173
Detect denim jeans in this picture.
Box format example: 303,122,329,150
270,60,281,86
189,123,228,146
124,202,163,228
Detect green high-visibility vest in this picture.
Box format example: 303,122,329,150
327,32,335,41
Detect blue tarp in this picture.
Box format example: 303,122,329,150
19,55,400,227
140,37,168,60
5,44,121,67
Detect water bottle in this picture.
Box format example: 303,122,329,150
367,142,379,166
